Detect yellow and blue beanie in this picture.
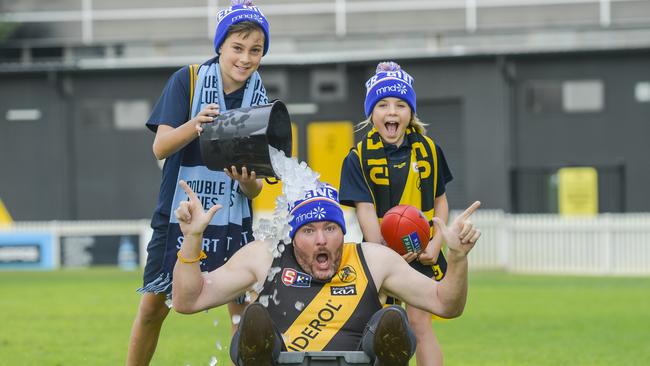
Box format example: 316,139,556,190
214,0,270,55
288,183,346,239
364,61,416,117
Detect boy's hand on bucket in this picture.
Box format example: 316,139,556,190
194,104,220,136
224,166,257,183
224,166,263,199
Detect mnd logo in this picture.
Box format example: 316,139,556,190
231,13,265,24
295,206,327,224
376,83,409,96
313,207,326,219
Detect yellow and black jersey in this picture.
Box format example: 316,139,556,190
257,243,381,352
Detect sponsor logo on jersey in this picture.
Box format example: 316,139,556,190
337,265,357,283
286,300,343,352
330,285,357,296
282,268,312,288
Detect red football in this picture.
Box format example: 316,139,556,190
380,205,431,256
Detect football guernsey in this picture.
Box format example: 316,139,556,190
257,243,382,351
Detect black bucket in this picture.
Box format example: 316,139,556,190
199,100,292,178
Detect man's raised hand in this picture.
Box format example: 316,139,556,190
432,201,481,257
174,180,222,237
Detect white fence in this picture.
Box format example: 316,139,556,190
2,211,650,275
468,211,650,276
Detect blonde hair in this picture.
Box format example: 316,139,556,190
355,114,427,135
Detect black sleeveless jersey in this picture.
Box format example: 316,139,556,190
257,243,382,351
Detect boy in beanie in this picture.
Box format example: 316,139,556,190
171,180,481,366
127,1,271,365
339,61,455,366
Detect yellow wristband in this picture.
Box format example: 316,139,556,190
177,250,207,264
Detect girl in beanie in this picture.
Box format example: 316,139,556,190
339,61,454,366
127,1,271,364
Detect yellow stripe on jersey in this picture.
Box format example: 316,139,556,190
284,244,368,352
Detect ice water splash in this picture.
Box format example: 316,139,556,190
269,146,321,203
294,301,305,311
231,314,241,325
271,289,280,306
254,147,320,246
209,356,218,366
215,340,223,351
266,266,282,282
259,295,270,307
253,146,321,295
252,281,264,294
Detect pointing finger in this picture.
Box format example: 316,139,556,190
179,180,198,202
458,201,481,221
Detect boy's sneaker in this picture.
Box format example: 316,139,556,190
237,303,279,366
373,307,412,366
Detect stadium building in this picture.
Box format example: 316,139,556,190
1,0,650,221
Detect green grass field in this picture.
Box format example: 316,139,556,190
1,269,649,365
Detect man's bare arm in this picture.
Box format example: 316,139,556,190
173,240,271,313
170,180,271,313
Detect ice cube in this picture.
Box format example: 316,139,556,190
259,295,269,307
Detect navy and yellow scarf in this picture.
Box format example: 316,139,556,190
355,127,438,224
355,127,447,282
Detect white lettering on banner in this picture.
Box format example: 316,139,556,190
0,246,39,262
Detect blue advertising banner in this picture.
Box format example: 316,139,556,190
0,232,54,270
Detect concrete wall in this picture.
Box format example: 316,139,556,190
1,50,648,220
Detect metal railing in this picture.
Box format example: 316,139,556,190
0,0,633,45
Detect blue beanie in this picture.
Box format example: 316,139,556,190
214,0,270,55
288,184,347,239
364,61,416,117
